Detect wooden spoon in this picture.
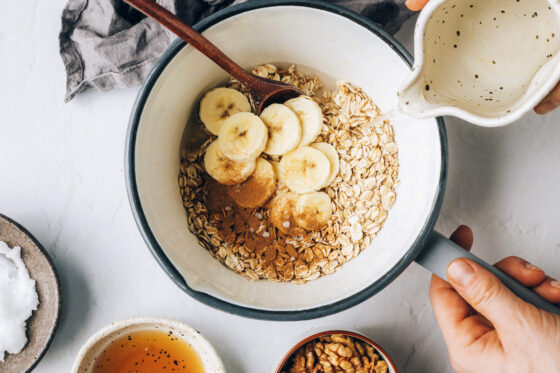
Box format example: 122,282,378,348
123,0,303,114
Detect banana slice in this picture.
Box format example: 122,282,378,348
199,87,251,135
270,160,285,188
260,104,302,156
204,140,256,185
310,143,340,188
227,158,277,208
294,192,333,231
284,96,323,147
269,192,302,235
218,112,268,162
278,146,330,194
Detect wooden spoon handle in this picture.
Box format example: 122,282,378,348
123,0,259,85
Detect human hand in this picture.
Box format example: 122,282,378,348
430,225,560,373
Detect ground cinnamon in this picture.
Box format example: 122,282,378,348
225,158,276,208
204,176,276,254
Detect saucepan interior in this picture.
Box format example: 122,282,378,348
126,1,446,319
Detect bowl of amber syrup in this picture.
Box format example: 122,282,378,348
71,317,224,373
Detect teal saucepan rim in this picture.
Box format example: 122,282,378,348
125,0,448,321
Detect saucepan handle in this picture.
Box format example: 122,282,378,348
415,230,560,316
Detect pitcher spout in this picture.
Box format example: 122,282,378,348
397,0,560,127
397,74,441,119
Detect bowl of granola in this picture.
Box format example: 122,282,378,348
125,0,446,319
275,331,398,373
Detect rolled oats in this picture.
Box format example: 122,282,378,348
179,65,399,283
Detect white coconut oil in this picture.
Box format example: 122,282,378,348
0,241,39,361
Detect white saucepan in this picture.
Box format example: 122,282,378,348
126,0,560,320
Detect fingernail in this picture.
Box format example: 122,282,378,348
524,262,542,271
550,280,560,289
448,259,475,286
535,100,557,114
405,0,420,11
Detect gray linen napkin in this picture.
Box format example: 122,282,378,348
59,0,412,102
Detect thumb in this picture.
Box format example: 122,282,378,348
447,258,529,329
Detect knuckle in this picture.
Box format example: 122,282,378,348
505,255,521,262
468,278,502,308
499,256,522,268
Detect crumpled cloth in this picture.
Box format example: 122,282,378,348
59,0,412,102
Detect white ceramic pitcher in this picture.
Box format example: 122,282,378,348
398,0,560,127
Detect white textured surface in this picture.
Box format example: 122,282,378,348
0,3,559,373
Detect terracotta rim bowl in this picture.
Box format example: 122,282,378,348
275,330,399,373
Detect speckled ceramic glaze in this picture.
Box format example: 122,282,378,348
399,0,560,126
71,317,225,373
274,330,399,373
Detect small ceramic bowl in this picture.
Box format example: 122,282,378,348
71,317,225,372
0,214,61,373
275,330,398,373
